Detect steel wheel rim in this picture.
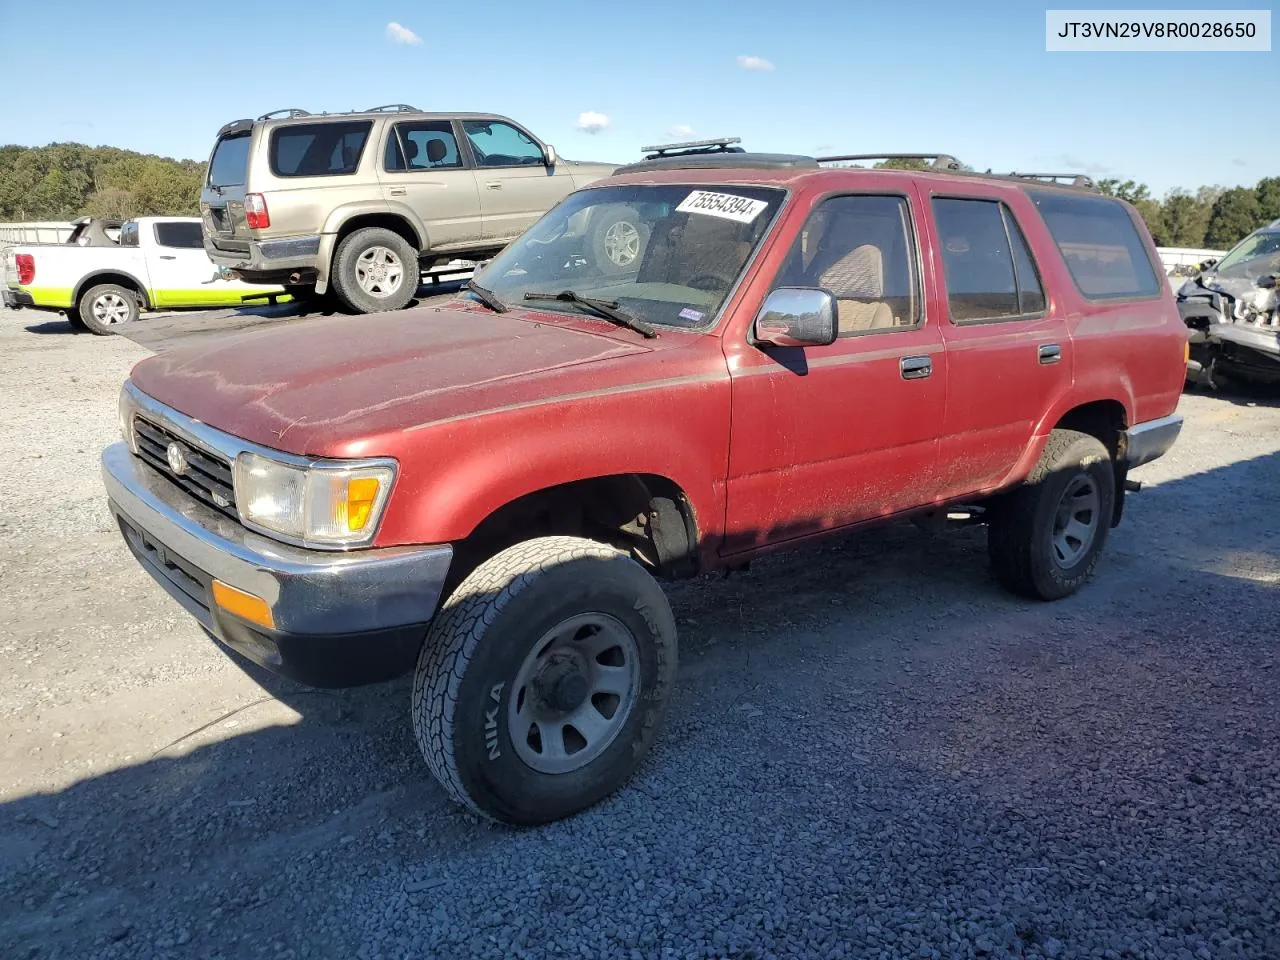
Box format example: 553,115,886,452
603,220,641,266
508,612,641,775
1051,473,1100,567
355,246,404,298
92,293,130,325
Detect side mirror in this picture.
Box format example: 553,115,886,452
753,288,837,347
543,144,557,167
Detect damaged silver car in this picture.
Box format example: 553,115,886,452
1179,219,1280,388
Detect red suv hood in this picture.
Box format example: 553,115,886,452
130,305,659,455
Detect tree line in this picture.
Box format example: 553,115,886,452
1,142,1277,253
0,143,205,222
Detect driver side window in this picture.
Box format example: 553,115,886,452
462,120,544,168
774,194,921,336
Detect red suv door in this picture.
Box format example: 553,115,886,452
919,183,1073,501
722,190,945,554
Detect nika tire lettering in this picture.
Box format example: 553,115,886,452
410,536,678,826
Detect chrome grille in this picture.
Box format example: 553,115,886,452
133,416,237,517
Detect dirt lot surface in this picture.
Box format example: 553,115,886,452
1,302,1277,960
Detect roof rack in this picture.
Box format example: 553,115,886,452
365,103,421,114
1006,172,1098,190
641,137,744,159
257,108,312,121
816,153,963,171
613,152,818,175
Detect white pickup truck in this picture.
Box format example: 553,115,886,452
3,216,285,335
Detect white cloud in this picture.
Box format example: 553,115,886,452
668,124,695,138
576,111,610,134
736,55,775,72
385,22,422,45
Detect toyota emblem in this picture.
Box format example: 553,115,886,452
166,442,189,476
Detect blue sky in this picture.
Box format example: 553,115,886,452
2,0,1275,196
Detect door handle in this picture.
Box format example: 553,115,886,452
158,255,177,260
1038,343,1062,365
485,182,503,190
388,187,407,197
900,356,932,380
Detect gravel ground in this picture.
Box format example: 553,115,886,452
1,304,1277,960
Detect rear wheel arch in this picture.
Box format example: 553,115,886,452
72,271,149,311
330,211,424,254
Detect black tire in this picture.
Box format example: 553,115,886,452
330,228,419,314
64,309,88,333
412,536,677,825
77,283,139,335
589,205,650,278
987,429,1116,601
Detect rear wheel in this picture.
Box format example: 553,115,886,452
411,536,677,825
987,429,1116,601
331,228,419,314
78,283,139,335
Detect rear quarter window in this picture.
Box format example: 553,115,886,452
1027,189,1160,300
269,121,373,178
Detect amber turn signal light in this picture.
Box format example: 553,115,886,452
211,580,276,630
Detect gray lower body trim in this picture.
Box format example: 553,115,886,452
102,442,451,637
1123,414,1183,470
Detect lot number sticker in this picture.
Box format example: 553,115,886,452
676,190,768,224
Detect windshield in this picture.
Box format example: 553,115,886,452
472,183,787,329
1214,229,1280,280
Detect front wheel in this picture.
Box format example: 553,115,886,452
987,429,1116,601
78,283,140,335
411,536,678,825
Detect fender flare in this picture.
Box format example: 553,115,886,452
73,270,152,310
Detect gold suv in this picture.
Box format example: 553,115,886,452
199,105,617,313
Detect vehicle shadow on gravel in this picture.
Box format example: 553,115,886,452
2,452,1277,957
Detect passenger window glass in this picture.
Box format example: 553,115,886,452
462,120,545,168
153,222,204,249
1027,189,1160,299
933,197,1044,323
1004,207,1046,314
269,121,372,178
384,122,464,171
774,194,920,335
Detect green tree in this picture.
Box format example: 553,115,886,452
1160,190,1213,248
1204,187,1262,248
1255,177,1280,224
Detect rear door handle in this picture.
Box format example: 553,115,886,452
900,355,932,380
485,182,503,190
1038,343,1062,365
388,187,407,197
158,255,177,260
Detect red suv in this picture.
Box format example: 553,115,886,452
102,149,1187,825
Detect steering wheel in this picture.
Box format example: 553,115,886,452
686,272,731,292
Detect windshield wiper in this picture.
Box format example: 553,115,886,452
464,279,508,313
522,290,657,338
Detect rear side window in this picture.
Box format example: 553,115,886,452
385,121,464,171
269,121,372,178
153,222,204,249
208,133,251,188
119,222,139,248
1028,189,1160,300
932,198,1045,323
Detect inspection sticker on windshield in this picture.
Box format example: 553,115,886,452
676,190,768,224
